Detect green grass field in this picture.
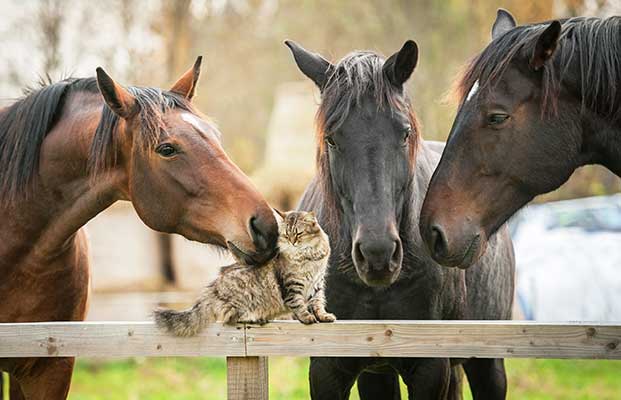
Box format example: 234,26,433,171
3,357,619,399
54,357,618,399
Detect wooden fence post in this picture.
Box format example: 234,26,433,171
227,356,269,400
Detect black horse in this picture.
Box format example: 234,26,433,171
421,10,621,268
285,40,515,399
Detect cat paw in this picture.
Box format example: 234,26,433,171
295,313,318,324
316,312,336,322
239,319,270,326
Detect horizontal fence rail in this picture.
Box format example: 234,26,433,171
0,321,245,358
1,320,620,359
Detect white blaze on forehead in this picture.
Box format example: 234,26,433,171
466,80,480,103
180,112,221,140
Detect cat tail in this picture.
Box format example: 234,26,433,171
153,300,208,337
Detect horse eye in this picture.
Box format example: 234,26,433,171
403,126,412,142
487,113,510,126
325,136,337,148
156,143,177,157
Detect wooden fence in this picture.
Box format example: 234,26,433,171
1,321,621,399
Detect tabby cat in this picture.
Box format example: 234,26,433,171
154,210,335,336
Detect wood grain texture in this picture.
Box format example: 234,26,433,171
1,321,620,359
245,320,621,359
0,321,245,357
227,356,269,400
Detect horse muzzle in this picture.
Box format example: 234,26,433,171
352,227,403,287
420,213,486,269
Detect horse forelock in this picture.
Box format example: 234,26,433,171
318,51,415,132
87,85,195,179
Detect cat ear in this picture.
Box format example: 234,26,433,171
305,211,318,223
272,208,286,220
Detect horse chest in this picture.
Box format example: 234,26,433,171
324,270,444,320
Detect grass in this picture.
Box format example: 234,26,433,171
1,373,8,400
58,357,620,399
3,358,619,399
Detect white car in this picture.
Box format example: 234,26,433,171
510,194,621,321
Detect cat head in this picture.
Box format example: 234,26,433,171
274,209,325,247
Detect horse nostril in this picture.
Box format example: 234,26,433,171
391,239,401,264
430,224,448,260
355,238,400,272
249,215,270,251
353,241,365,265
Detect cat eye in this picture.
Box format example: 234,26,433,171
487,113,510,126
156,143,178,157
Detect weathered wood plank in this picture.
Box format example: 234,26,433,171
227,356,269,400
2,321,620,359
245,320,621,359
0,322,245,357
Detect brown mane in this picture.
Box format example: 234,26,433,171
88,84,194,179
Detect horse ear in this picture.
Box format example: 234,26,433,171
170,56,202,100
531,21,562,71
284,40,334,90
492,8,517,40
96,67,137,119
383,40,418,87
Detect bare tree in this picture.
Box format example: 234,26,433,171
162,0,193,81
37,0,64,76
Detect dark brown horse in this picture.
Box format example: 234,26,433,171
420,10,621,268
286,40,514,399
0,58,278,399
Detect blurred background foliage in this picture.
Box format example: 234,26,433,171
0,0,619,203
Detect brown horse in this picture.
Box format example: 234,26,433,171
0,58,278,399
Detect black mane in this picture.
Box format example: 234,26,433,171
0,77,191,205
458,16,621,120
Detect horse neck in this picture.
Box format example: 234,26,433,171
590,105,621,176
6,91,127,263
400,140,439,249
583,117,621,177
555,42,621,176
